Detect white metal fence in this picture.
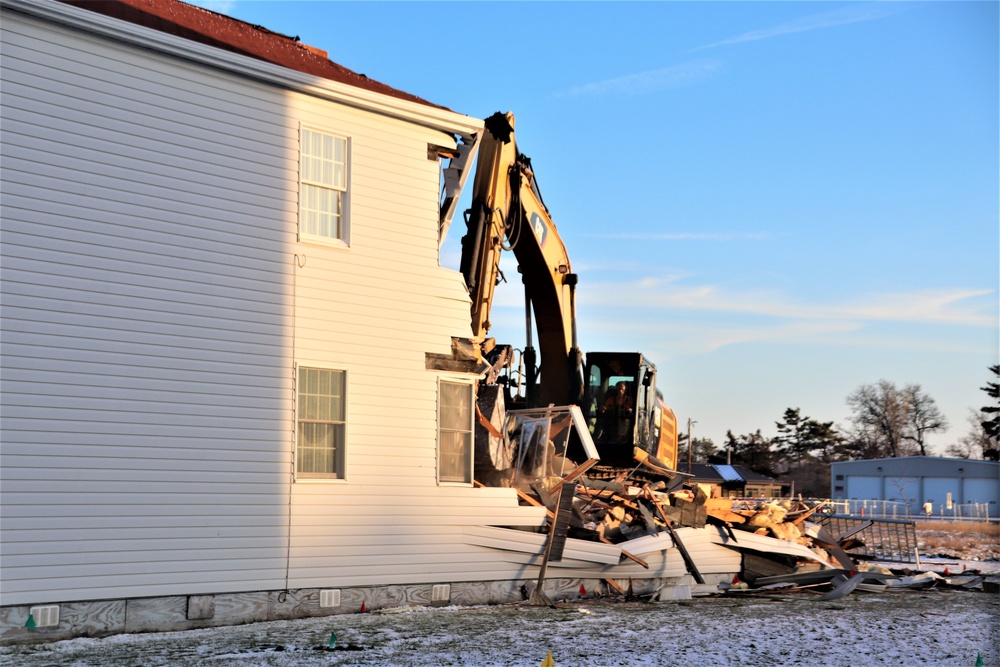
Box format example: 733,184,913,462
823,499,992,521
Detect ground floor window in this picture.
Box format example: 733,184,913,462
297,367,346,479
438,380,473,484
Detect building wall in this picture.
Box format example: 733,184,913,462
1,7,299,605
0,3,547,610
830,457,1000,517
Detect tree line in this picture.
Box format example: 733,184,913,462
678,365,1000,493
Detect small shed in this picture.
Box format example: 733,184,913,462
680,463,784,499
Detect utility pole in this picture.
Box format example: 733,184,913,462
686,418,696,473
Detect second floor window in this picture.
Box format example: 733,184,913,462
300,128,348,244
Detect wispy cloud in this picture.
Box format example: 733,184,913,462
693,4,907,52
586,281,996,328
587,231,774,242
679,320,863,353
556,59,723,98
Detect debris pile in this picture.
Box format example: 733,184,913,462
481,406,995,601
502,446,844,575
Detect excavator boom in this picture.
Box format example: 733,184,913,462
460,112,582,408
457,111,677,471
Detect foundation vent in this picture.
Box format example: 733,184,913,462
28,605,60,628
319,589,341,608
431,584,451,602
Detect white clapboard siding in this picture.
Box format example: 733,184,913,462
672,527,749,574
0,9,297,605
1,3,577,609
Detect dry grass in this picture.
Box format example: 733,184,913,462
918,521,1000,537
916,521,1000,559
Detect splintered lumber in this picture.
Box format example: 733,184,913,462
604,578,626,595
513,487,555,520
598,525,649,569
704,498,748,524
531,484,576,607
620,548,649,569
790,500,829,526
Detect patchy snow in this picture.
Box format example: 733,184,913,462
4,590,997,666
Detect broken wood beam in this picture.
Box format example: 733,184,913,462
790,500,829,526
598,525,649,569
643,485,704,584
603,578,625,595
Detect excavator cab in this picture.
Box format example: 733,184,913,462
582,352,660,467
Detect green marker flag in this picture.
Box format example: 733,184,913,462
25,614,37,630
328,631,336,649
975,652,983,667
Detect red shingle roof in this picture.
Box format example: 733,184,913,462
58,0,446,109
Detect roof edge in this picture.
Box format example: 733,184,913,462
831,456,1000,465
2,0,483,140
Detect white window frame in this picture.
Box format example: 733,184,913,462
299,124,350,248
437,378,474,485
294,365,348,481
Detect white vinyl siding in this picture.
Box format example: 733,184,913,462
300,127,348,245
1,3,555,611
0,8,297,604
438,381,473,484
296,367,346,479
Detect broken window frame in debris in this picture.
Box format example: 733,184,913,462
438,379,474,484
503,405,600,488
295,366,347,480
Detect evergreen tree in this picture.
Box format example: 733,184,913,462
723,429,776,475
980,365,1000,460
774,408,840,465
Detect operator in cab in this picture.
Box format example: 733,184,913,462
600,381,634,440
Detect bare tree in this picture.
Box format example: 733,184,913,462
846,380,914,458
845,380,949,458
946,409,995,459
902,383,948,456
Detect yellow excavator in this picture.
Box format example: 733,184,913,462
459,112,679,471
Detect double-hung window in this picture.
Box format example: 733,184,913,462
297,367,346,479
438,381,473,484
300,127,348,244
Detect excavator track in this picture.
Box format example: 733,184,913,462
583,464,673,486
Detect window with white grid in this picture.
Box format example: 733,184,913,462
300,128,348,244
296,367,346,479
438,381,473,484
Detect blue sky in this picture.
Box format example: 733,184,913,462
201,1,997,452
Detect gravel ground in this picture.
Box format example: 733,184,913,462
3,588,997,667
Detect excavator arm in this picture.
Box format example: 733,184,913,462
460,112,583,408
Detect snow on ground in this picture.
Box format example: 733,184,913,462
4,588,997,667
